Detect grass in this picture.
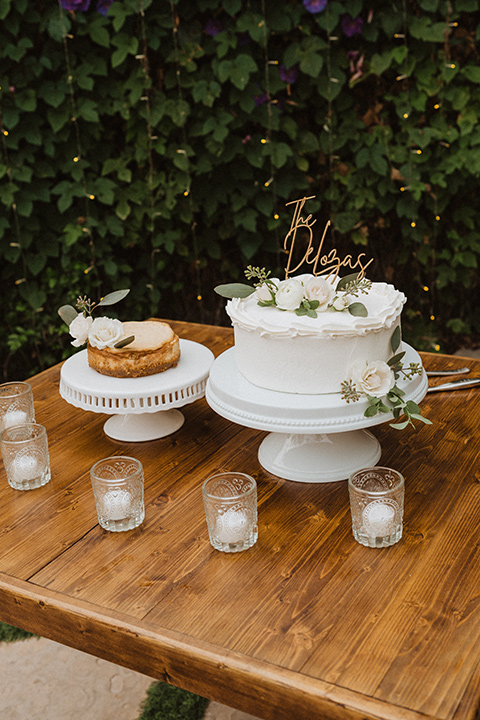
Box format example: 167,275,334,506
138,682,210,720
0,621,36,642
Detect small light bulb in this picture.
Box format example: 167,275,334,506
434,103,440,109
197,295,202,301
436,215,440,221
403,113,409,119
411,221,416,228
423,286,429,292
89,194,95,200
274,214,279,220
430,315,435,321
435,344,441,351
73,156,79,162
260,138,267,144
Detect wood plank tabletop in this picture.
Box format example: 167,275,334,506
0,319,479,720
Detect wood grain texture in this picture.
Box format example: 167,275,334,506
0,321,479,720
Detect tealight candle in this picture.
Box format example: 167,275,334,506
348,466,404,549
363,502,396,536
12,453,40,484
215,509,249,544
101,490,133,521
1,409,29,432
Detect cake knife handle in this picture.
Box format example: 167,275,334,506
426,367,470,377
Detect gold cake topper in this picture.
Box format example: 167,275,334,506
283,196,373,280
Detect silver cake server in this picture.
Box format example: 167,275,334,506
426,367,470,377
427,377,480,393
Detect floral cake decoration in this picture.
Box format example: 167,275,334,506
58,289,134,350
341,326,432,430
216,266,371,319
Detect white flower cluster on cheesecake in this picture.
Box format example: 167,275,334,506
58,289,134,350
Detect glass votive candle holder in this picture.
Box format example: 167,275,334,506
0,382,35,434
202,472,258,553
0,423,51,491
90,456,145,532
348,466,404,548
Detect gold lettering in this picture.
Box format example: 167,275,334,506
284,196,317,277
282,197,373,281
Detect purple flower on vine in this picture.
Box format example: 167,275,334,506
97,0,114,15
280,65,299,84
205,19,226,37
341,15,363,37
60,0,91,10
303,0,327,14
254,92,269,107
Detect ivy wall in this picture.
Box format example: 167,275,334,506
1,0,479,380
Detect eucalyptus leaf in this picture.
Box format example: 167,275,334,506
406,400,421,414
390,419,410,430
214,283,255,298
348,302,368,317
114,335,135,349
97,289,130,307
336,272,360,291
58,304,78,327
409,414,432,424
388,351,406,367
364,405,378,417
391,326,401,353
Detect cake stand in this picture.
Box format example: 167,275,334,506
206,344,428,483
60,340,214,442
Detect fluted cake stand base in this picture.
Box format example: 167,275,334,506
60,340,214,442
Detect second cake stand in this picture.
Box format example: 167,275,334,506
206,344,428,483
60,340,214,442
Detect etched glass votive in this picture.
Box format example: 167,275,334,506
90,456,144,532
202,472,258,553
0,382,35,434
0,423,51,491
348,466,404,548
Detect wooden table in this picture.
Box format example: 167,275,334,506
1,320,479,720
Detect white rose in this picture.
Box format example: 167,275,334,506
275,278,305,311
255,282,276,302
88,317,124,349
332,294,351,311
69,313,93,347
350,360,395,398
303,276,335,310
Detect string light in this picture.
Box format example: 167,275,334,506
58,1,95,273
423,285,429,292
169,1,204,319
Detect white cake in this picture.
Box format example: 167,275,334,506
225,273,406,395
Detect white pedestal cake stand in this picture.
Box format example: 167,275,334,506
60,340,214,442
206,344,428,483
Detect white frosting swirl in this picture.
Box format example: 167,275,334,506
226,274,405,339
